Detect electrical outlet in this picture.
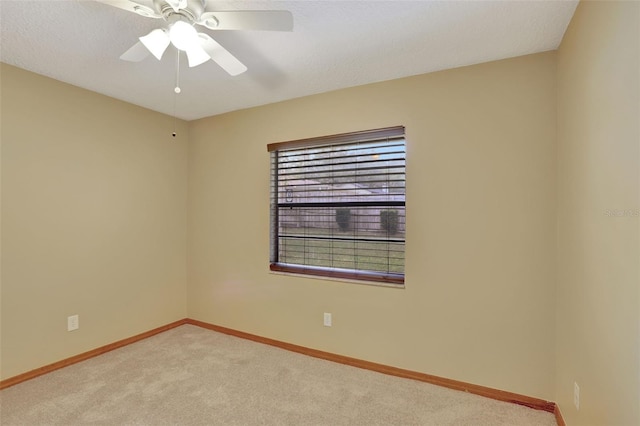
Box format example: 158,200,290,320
67,314,79,332
573,382,580,410
323,312,332,327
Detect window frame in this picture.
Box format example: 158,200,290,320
268,126,406,286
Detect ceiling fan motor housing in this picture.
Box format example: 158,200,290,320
153,0,205,23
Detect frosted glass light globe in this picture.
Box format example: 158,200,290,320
169,20,198,52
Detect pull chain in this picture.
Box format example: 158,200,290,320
172,50,180,137
174,49,181,95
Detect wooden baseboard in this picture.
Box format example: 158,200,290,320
0,319,188,390
186,318,557,414
1,317,559,418
554,404,566,426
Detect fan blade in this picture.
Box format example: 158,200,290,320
185,46,210,68
139,29,170,60
199,33,247,76
120,41,150,62
197,11,293,31
94,0,162,18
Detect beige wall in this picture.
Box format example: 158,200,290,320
5,4,636,417
0,64,189,379
556,2,640,425
188,52,558,399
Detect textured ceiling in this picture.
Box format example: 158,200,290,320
0,0,578,121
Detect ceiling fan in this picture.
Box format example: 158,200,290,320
96,0,293,76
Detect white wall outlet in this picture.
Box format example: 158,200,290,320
67,314,79,332
323,312,332,327
573,382,580,410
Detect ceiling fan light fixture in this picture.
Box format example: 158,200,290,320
185,46,210,67
139,28,170,60
169,20,199,52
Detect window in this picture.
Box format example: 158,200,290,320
268,126,406,285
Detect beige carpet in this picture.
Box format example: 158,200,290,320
0,325,557,425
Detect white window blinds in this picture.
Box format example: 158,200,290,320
268,126,406,285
